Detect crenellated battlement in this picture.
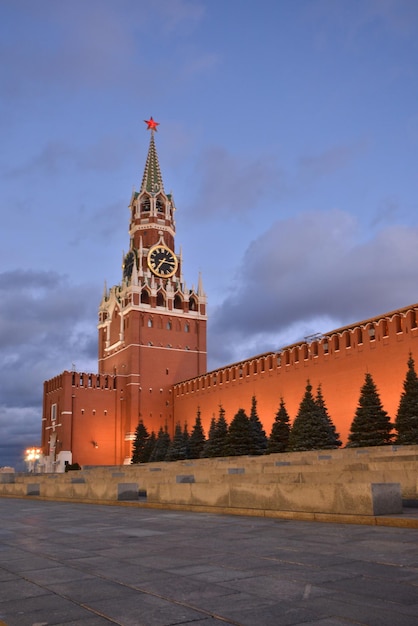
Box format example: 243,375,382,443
44,371,117,394
174,303,418,396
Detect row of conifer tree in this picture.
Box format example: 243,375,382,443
131,355,418,464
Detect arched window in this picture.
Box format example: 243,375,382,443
189,296,198,311
156,291,165,307
141,196,150,212
156,196,165,213
141,290,150,305
174,294,183,310
147,318,153,328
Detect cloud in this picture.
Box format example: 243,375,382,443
0,269,98,467
208,209,418,367
153,0,206,33
2,136,132,180
186,146,285,219
0,0,208,100
307,0,418,50
298,141,368,179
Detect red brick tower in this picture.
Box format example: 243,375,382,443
97,118,207,462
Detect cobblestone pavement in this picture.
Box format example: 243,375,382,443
1,499,418,625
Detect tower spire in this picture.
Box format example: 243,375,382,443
141,117,164,194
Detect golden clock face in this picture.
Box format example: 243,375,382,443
147,244,178,278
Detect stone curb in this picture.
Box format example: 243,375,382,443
2,494,418,529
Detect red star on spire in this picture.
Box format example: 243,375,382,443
144,117,159,132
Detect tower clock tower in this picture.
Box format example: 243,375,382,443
97,118,207,462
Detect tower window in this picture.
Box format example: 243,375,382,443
141,197,150,212
147,318,153,328
157,292,165,307
166,320,172,330
174,294,183,310
189,296,197,311
185,323,190,333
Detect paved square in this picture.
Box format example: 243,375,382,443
1,499,418,625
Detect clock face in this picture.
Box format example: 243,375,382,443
147,245,178,278
123,251,135,279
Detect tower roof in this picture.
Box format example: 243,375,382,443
141,118,164,195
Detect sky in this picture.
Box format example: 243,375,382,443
1,0,418,469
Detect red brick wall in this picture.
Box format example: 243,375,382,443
173,307,418,445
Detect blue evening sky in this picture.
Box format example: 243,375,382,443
1,0,418,467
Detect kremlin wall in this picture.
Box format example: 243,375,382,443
173,304,418,446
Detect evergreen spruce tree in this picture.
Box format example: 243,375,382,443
131,421,150,464
248,396,268,455
149,426,171,462
267,398,291,453
315,384,342,448
182,422,190,459
212,406,230,457
347,373,393,447
143,431,156,463
203,406,230,457
395,355,418,445
288,380,336,451
227,408,252,456
165,422,188,461
188,409,206,459
202,416,217,458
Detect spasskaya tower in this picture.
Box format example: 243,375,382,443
97,118,207,460
42,118,206,468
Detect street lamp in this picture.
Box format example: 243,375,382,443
24,447,41,473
